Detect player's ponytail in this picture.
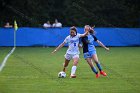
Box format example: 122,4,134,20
89,28,95,35
89,25,95,35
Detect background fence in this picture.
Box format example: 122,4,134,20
0,27,140,46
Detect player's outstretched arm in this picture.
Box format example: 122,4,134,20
96,40,109,51
52,42,66,53
80,30,89,37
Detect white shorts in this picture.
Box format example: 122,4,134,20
64,53,79,60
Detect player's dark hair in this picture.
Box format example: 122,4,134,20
70,26,77,35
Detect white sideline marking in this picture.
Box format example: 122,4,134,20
0,47,16,72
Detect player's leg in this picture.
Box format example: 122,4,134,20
84,52,99,78
70,55,79,78
85,58,99,78
63,53,71,72
63,58,70,72
92,54,107,76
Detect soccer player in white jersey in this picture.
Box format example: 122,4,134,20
52,26,88,78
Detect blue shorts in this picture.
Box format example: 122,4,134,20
83,51,96,59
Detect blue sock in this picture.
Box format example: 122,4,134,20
96,63,102,71
91,67,98,74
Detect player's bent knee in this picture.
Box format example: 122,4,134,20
73,61,78,66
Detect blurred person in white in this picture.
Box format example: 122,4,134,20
4,22,13,28
52,19,62,28
43,21,51,28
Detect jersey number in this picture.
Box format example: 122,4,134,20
74,43,76,47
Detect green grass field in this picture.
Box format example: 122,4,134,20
0,47,140,93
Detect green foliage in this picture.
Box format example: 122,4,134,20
0,0,139,27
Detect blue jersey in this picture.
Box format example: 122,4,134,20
81,34,98,53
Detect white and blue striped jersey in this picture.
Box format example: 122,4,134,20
64,33,81,55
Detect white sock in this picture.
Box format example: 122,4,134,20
71,66,77,75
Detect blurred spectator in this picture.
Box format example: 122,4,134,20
52,19,62,28
4,22,13,28
43,21,51,28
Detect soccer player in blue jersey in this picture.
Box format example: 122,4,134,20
81,25,109,78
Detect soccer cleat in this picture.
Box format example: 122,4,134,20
70,74,76,78
100,71,107,76
96,73,100,78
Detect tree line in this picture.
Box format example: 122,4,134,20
0,0,140,27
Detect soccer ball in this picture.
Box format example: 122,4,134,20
58,71,66,78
